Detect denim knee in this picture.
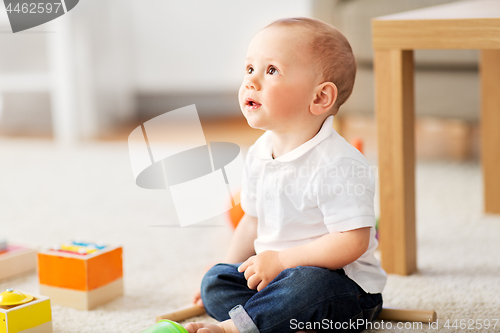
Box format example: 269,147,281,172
200,263,256,322
243,266,367,333
278,266,358,297
200,265,228,314
200,264,223,293
200,264,238,293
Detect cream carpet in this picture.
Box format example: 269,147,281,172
1,139,499,332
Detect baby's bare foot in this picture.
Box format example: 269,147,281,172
184,322,223,333
184,319,240,333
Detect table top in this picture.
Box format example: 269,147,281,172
377,0,500,21
372,0,500,49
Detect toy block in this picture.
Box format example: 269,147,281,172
0,289,52,333
0,246,37,281
37,244,123,311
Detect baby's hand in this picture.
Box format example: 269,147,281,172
238,250,285,291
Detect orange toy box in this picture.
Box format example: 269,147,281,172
0,242,37,281
37,242,123,311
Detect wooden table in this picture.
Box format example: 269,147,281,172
372,0,500,275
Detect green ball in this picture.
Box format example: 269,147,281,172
141,320,189,333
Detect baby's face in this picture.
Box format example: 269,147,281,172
238,26,320,132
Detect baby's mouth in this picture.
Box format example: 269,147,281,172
245,98,262,109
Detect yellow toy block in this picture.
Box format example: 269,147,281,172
37,244,123,311
0,289,52,333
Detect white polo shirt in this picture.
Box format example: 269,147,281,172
240,115,387,294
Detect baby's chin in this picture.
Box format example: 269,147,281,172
246,120,265,130
242,113,268,131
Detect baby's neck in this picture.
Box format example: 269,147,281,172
270,120,324,159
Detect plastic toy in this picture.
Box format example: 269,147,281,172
0,244,37,281
0,288,53,332
0,289,33,306
38,243,123,310
351,137,363,154
227,191,244,230
50,241,106,255
71,240,106,250
141,320,188,333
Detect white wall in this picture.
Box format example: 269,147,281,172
0,0,313,136
130,0,312,93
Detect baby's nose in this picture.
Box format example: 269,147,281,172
245,78,260,90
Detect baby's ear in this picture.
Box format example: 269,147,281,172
310,82,337,116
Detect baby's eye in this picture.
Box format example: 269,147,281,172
246,66,254,74
267,66,279,75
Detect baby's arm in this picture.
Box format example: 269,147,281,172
223,213,258,263
279,227,370,270
239,227,370,291
192,213,257,306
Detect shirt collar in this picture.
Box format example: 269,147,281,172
257,115,334,162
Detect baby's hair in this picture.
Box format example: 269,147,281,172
264,17,356,113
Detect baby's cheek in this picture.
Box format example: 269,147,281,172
237,85,245,105
268,99,289,118
272,87,308,116
238,87,250,114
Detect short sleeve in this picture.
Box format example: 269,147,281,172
312,157,376,233
240,149,258,217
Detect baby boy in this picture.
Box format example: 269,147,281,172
186,17,386,333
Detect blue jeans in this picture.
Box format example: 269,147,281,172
201,263,382,333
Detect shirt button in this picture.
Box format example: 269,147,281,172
265,192,272,200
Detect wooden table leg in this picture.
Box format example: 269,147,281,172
480,50,500,215
374,49,417,275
